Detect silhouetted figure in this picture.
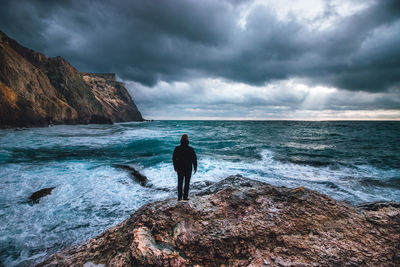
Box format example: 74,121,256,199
173,134,197,201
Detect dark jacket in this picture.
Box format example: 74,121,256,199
173,139,197,173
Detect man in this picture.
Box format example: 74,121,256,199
172,134,197,201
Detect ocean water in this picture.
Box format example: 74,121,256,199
0,120,399,266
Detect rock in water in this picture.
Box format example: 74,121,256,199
37,176,400,266
0,30,143,128
30,187,55,203
114,164,148,186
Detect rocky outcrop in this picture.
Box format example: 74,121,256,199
114,164,148,186
81,73,142,123
29,187,56,203
0,31,143,127
357,201,400,211
37,175,400,266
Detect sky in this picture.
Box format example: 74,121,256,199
0,0,399,120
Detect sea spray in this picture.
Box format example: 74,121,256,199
0,120,399,266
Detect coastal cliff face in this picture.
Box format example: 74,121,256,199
38,175,400,267
0,31,143,127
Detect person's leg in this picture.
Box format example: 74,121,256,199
177,172,184,201
183,171,192,200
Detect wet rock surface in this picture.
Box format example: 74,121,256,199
114,165,148,186
357,201,400,211
29,187,56,203
37,175,400,266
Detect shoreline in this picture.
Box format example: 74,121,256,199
0,119,149,130
36,175,400,266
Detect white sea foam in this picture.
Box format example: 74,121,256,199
0,161,170,266
142,148,400,204
1,121,399,266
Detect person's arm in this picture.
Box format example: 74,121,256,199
193,149,197,174
172,148,178,172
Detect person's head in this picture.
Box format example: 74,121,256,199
180,134,189,145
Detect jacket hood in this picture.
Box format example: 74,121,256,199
180,139,189,146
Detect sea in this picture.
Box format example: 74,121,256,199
0,120,399,266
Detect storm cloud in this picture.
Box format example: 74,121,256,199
1,0,399,119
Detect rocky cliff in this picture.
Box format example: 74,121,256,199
0,31,143,127
38,175,400,267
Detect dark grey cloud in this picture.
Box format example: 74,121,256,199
0,0,399,95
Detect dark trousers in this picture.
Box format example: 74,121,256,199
177,171,191,200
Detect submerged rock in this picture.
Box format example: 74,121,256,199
114,164,148,186
37,175,400,266
30,187,55,203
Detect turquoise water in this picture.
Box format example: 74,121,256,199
0,120,399,266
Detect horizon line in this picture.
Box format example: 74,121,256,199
142,118,400,121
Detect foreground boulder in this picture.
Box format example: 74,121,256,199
38,175,400,266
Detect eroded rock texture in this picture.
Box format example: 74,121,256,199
38,175,400,266
0,31,143,127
